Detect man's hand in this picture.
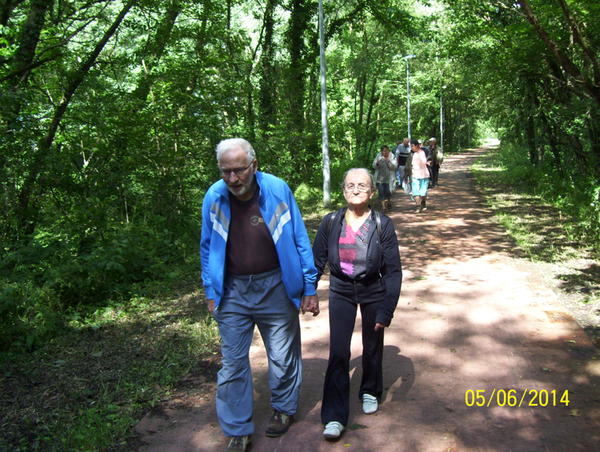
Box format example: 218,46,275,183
207,299,215,316
374,323,387,331
300,294,320,316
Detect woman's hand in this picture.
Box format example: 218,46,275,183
374,323,387,331
301,294,320,316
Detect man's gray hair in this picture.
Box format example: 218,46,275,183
215,138,256,163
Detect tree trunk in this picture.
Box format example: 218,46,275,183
286,0,309,160
259,0,277,132
16,1,135,238
3,0,54,126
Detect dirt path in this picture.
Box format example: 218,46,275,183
134,148,600,451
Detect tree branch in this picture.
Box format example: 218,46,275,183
517,0,600,104
42,0,134,151
555,0,600,86
0,54,62,83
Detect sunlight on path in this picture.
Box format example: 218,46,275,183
135,148,600,452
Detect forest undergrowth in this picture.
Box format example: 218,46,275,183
0,280,221,452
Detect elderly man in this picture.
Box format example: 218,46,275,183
201,138,320,452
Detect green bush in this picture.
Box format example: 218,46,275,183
0,217,200,352
0,280,61,352
487,143,600,250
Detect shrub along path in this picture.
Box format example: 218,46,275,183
134,147,600,451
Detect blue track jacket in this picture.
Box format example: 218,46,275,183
201,171,318,310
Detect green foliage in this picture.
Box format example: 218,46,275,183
294,182,323,206
0,218,200,352
474,144,600,253
0,281,61,353
294,183,346,212
0,293,220,452
444,0,600,173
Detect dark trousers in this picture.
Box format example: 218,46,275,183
321,277,385,426
430,163,440,186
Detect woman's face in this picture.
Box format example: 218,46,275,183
343,170,375,208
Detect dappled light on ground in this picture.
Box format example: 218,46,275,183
134,148,600,452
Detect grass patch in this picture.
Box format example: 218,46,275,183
472,145,600,346
0,280,220,452
472,147,595,262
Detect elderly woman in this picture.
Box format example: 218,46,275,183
312,168,403,440
403,139,430,213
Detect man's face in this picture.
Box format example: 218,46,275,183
403,138,409,146
430,140,436,147
218,146,257,201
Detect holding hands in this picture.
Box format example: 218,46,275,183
301,294,320,316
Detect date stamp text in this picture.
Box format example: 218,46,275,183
465,389,570,407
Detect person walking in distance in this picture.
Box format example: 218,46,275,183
372,145,398,212
403,139,430,213
395,138,411,186
428,137,442,188
201,138,320,452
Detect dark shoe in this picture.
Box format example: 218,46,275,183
265,410,293,437
414,205,422,214
386,200,392,210
421,201,427,211
225,435,252,452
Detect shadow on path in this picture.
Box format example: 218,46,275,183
134,147,600,452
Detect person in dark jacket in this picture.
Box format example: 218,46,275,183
428,137,442,188
312,168,402,440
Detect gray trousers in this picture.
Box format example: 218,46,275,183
214,268,302,436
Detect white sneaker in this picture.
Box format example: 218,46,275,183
362,394,378,414
323,421,345,439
